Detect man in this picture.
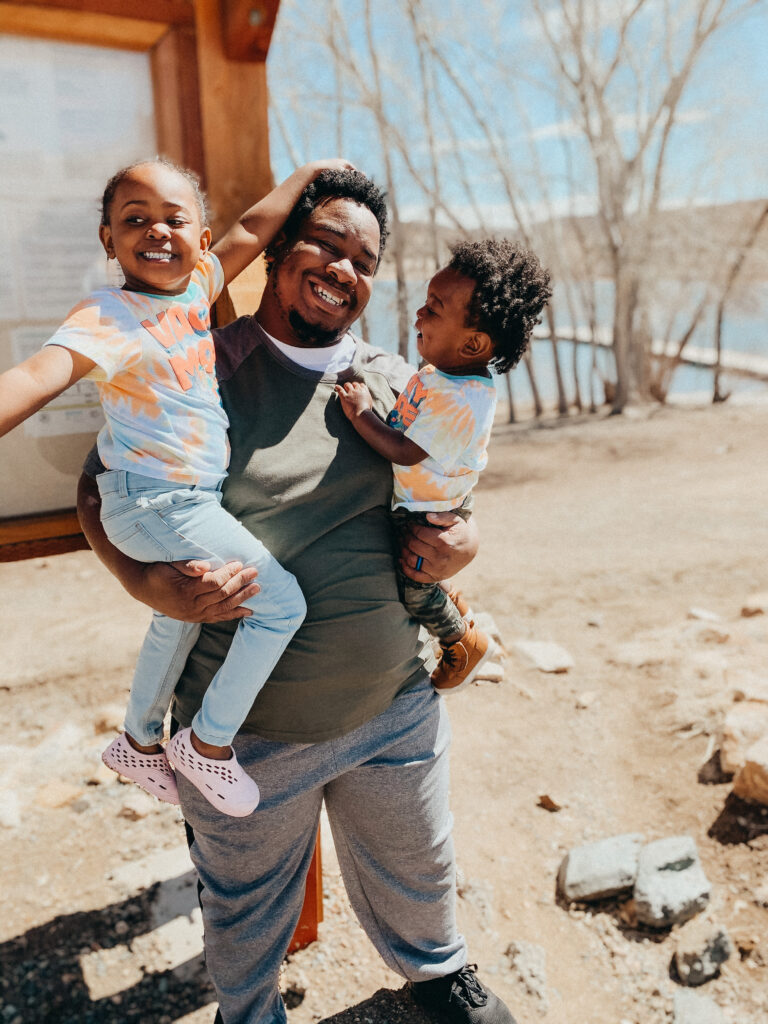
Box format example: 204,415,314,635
78,169,517,1024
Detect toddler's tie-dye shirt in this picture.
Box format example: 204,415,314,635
44,252,228,488
386,363,496,512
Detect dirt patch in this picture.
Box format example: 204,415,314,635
2,398,768,1023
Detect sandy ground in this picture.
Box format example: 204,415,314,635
2,398,768,1024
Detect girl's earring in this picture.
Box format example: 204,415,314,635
105,253,123,287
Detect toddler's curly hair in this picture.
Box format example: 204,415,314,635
448,239,552,374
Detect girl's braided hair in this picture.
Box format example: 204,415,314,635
100,157,210,227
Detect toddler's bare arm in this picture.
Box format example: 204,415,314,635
334,381,427,466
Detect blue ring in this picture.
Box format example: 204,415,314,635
415,556,423,571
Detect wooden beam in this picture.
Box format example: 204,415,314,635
151,24,205,178
193,0,274,238
221,0,279,61
0,2,168,49
0,510,88,562
3,0,193,23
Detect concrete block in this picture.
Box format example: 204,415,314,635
513,640,574,673
634,836,710,928
673,989,726,1024
557,833,645,902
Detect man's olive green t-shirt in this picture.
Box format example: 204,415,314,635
171,318,431,743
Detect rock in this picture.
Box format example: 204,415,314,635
731,675,768,703
505,940,548,1008
0,789,21,828
634,836,710,928
513,640,574,673
673,917,733,985
575,690,598,709
475,661,504,683
754,878,768,908
687,607,724,623
107,845,193,895
557,833,645,902
473,611,503,643
684,622,730,644
86,760,118,787
720,702,768,774
733,736,768,805
673,989,726,1024
94,705,127,734
537,794,562,812
119,791,158,820
741,592,768,617
34,780,84,808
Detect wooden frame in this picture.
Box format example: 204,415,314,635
0,0,277,560
0,0,324,958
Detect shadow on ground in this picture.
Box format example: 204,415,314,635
0,873,215,1024
316,986,433,1023
708,793,768,845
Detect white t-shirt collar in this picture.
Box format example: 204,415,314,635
262,327,357,374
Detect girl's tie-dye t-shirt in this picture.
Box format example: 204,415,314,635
44,252,228,488
386,363,496,512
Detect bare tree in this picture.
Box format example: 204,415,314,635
713,201,768,401
531,0,761,412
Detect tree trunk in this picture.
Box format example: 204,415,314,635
545,306,568,416
523,351,543,418
505,374,516,423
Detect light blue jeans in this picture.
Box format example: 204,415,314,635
97,469,306,746
178,678,467,1024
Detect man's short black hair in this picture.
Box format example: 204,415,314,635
447,239,552,374
265,169,389,270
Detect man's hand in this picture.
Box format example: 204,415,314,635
77,470,260,624
138,559,261,622
399,511,479,583
334,380,374,420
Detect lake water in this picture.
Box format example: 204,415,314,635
361,279,768,408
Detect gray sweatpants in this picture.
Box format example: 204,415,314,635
178,678,468,1024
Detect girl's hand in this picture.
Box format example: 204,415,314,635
334,381,374,420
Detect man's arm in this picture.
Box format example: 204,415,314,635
77,472,260,622
399,511,479,583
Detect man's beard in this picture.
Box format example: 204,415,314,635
288,309,348,348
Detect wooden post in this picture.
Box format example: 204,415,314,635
288,831,324,952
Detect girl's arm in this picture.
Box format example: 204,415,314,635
334,381,428,466
212,159,354,285
0,346,95,437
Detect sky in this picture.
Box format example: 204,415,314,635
266,0,768,228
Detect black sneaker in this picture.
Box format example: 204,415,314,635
408,964,518,1023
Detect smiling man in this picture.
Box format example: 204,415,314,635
78,169,517,1024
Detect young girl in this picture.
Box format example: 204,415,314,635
0,156,350,817
336,239,551,693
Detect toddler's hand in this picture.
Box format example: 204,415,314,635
334,381,373,419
